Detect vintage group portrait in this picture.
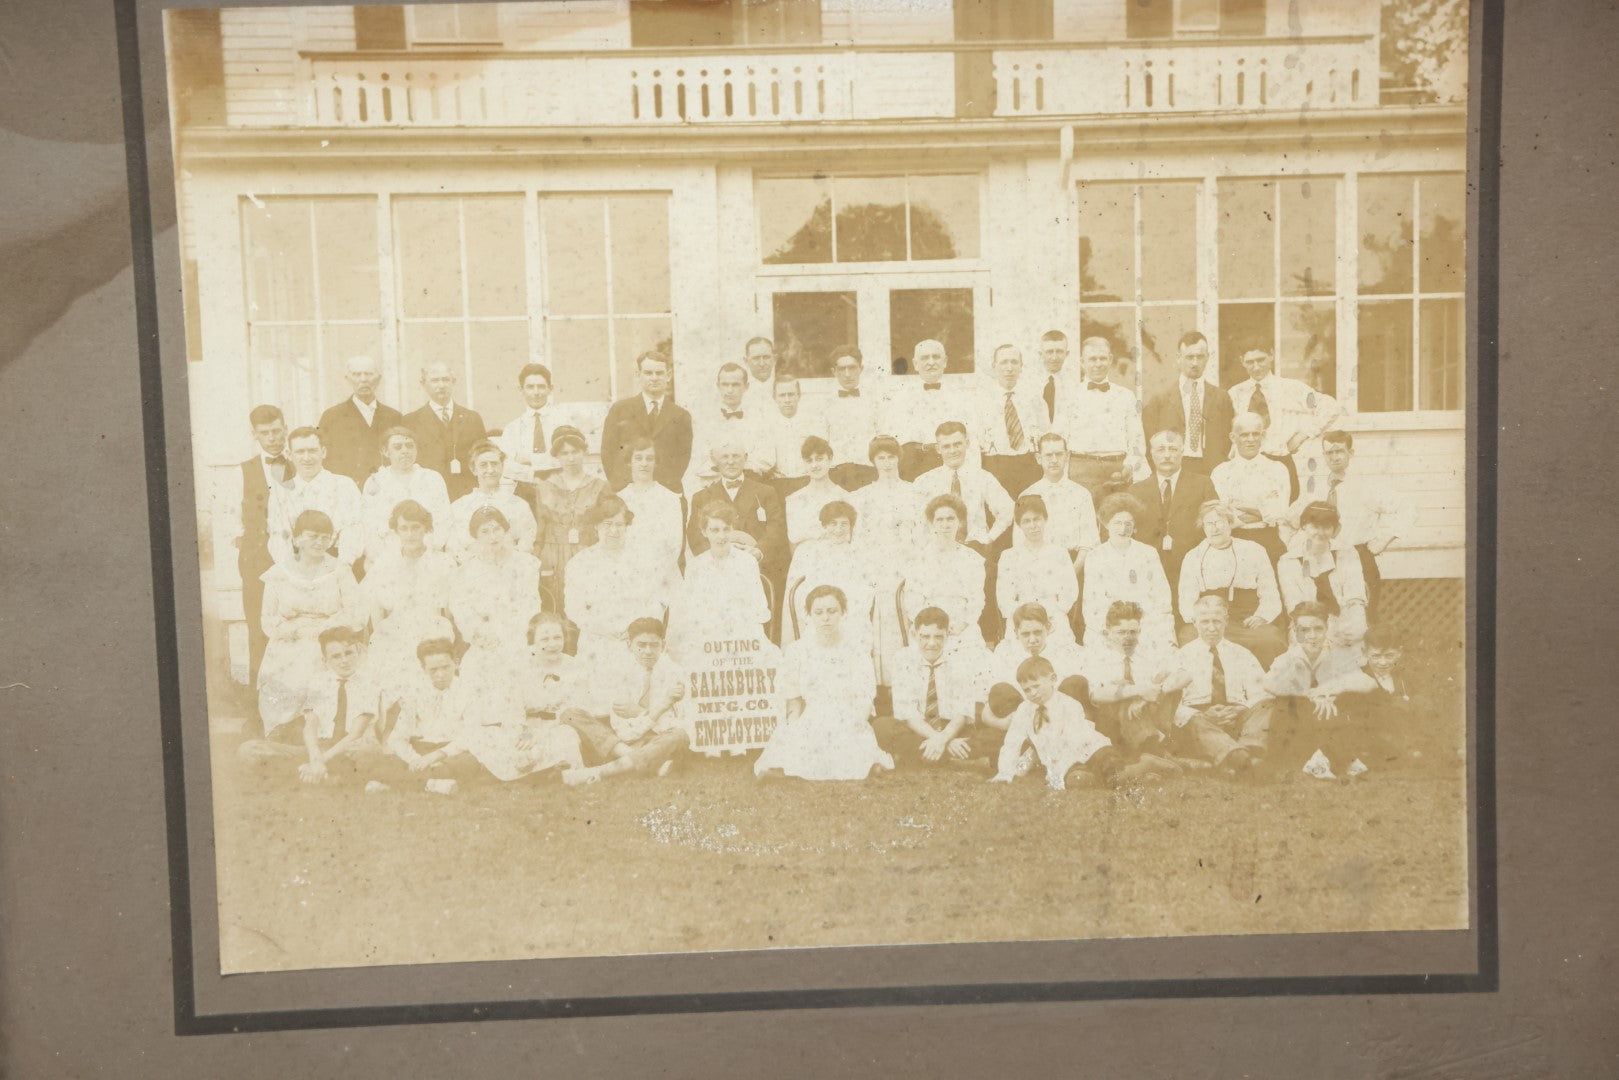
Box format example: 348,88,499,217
157,0,1475,979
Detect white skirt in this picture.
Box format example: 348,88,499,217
754,699,893,781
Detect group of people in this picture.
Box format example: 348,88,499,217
228,330,1433,793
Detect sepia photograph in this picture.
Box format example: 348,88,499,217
159,0,1473,975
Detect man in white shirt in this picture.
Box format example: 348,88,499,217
873,607,991,769
1035,330,1073,431
989,655,1125,790
1260,601,1378,780
1168,595,1272,778
560,617,692,784
266,426,364,567
740,336,779,417
687,362,776,495
1058,337,1149,498
1077,600,1181,763
1227,346,1343,502
880,338,975,480
984,603,1087,720
974,343,1047,500
495,363,581,505
1210,412,1292,565
914,421,1015,551
762,375,828,501
1017,433,1100,563
824,344,879,490
237,626,386,784
1286,430,1413,618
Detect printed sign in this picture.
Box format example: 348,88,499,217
686,637,782,754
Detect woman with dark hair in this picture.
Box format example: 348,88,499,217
256,508,364,735
451,505,543,708
899,493,988,652
754,584,890,781
1177,499,1286,666
615,436,684,576
361,499,455,696
360,426,451,564
446,439,538,562
533,425,607,604
785,435,850,547
666,501,771,662
783,499,875,651
1277,501,1369,647
1080,492,1174,651
565,494,675,668
995,494,1080,644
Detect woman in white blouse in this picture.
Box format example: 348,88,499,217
1177,500,1286,665
996,494,1080,645
853,436,922,683
360,426,451,565
615,436,684,578
666,501,771,664
446,440,538,562
361,499,455,697
1080,493,1175,652
783,499,875,652
900,493,988,652
564,494,674,669
784,436,851,548
450,506,543,711
1276,501,1369,648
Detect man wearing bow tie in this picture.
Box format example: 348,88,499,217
881,338,976,480
686,362,776,495
404,361,486,501
1056,337,1149,499
236,404,292,686
600,350,692,493
825,344,878,490
1140,332,1234,476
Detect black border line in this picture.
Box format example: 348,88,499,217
118,0,1503,1037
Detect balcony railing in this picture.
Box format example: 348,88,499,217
288,38,1378,129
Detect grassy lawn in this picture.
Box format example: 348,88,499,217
212,737,1469,973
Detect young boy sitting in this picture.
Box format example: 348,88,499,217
383,636,483,786
1358,624,1444,773
1261,601,1377,780
238,625,385,784
560,617,691,785
990,655,1126,790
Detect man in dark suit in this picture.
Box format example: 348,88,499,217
317,354,403,485
1140,331,1234,476
1128,429,1218,604
686,439,789,637
404,360,486,501
600,350,692,492
238,404,292,688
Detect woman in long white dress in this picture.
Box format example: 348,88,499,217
359,426,451,565
449,506,543,711
256,509,364,736
784,436,851,548
782,499,875,652
615,436,684,579
754,584,890,781
995,494,1080,645
852,436,921,683
899,493,988,653
361,498,455,697
1080,493,1175,652
564,494,674,669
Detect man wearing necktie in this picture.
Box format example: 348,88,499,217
1227,346,1343,503
237,404,291,690
1075,600,1182,772
405,361,486,501
236,627,384,783
977,344,1046,500
495,363,578,508
871,607,988,770
1168,594,1271,778
825,345,878,490
599,350,692,492
1037,330,1070,427
1127,429,1218,600
1141,332,1234,476
1055,337,1149,499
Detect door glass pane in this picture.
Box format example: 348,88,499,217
890,288,975,374
908,174,980,260
468,321,531,416
613,317,675,406
1419,297,1464,410
1356,299,1414,412
1217,180,1274,299
1280,178,1336,297
834,177,906,262
244,199,314,322
758,176,832,264
1419,174,1465,294
1279,301,1336,394
1358,175,1414,294
312,200,379,319
1078,309,1133,379
394,199,463,319
251,324,317,426
463,197,526,318
543,197,609,317
1140,184,1198,301
772,291,858,379
546,319,612,405
1139,305,1199,403
1077,182,1133,302
610,195,672,314
1217,301,1273,389
322,323,387,408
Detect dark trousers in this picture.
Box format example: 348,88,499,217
899,443,941,482
870,715,992,768
239,551,272,686
1261,693,1383,775
830,463,877,491
1265,452,1300,502
981,452,1041,501
1356,543,1384,621
969,538,1008,646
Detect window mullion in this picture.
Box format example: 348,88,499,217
307,202,325,408
457,199,474,405
602,199,617,402
523,191,543,396
1411,177,1424,407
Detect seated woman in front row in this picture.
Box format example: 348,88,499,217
561,617,692,785
995,495,1080,645
755,585,891,782
783,499,875,650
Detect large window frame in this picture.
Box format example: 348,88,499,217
755,170,987,271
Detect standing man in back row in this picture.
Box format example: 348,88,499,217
1140,331,1234,476
405,361,486,502
495,362,578,507
318,354,404,486
1057,337,1149,499
600,350,692,493
1227,345,1342,502
236,404,291,688
740,336,779,418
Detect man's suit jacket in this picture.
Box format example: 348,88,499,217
1128,470,1219,591
686,478,789,585
600,395,693,493
238,456,285,583
405,403,486,501
318,399,404,486
1141,381,1235,469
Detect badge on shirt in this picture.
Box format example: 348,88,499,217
756,506,767,523
1306,392,1316,408
1129,569,1138,584
567,528,580,546
450,460,462,475
1161,536,1174,552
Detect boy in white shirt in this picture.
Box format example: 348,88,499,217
561,618,691,784
1168,595,1272,779
990,655,1124,790
237,626,385,784
384,637,482,784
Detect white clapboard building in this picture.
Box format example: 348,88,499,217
165,0,1468,684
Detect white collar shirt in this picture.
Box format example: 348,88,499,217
824,388,878,465
994,694,1111,788
888,645,984,727
974,379,1048,455
1015,476,1100,554
1211,455,1291,528
913,463,1015,545
1172,637,1270,721
1056,381,1149,480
